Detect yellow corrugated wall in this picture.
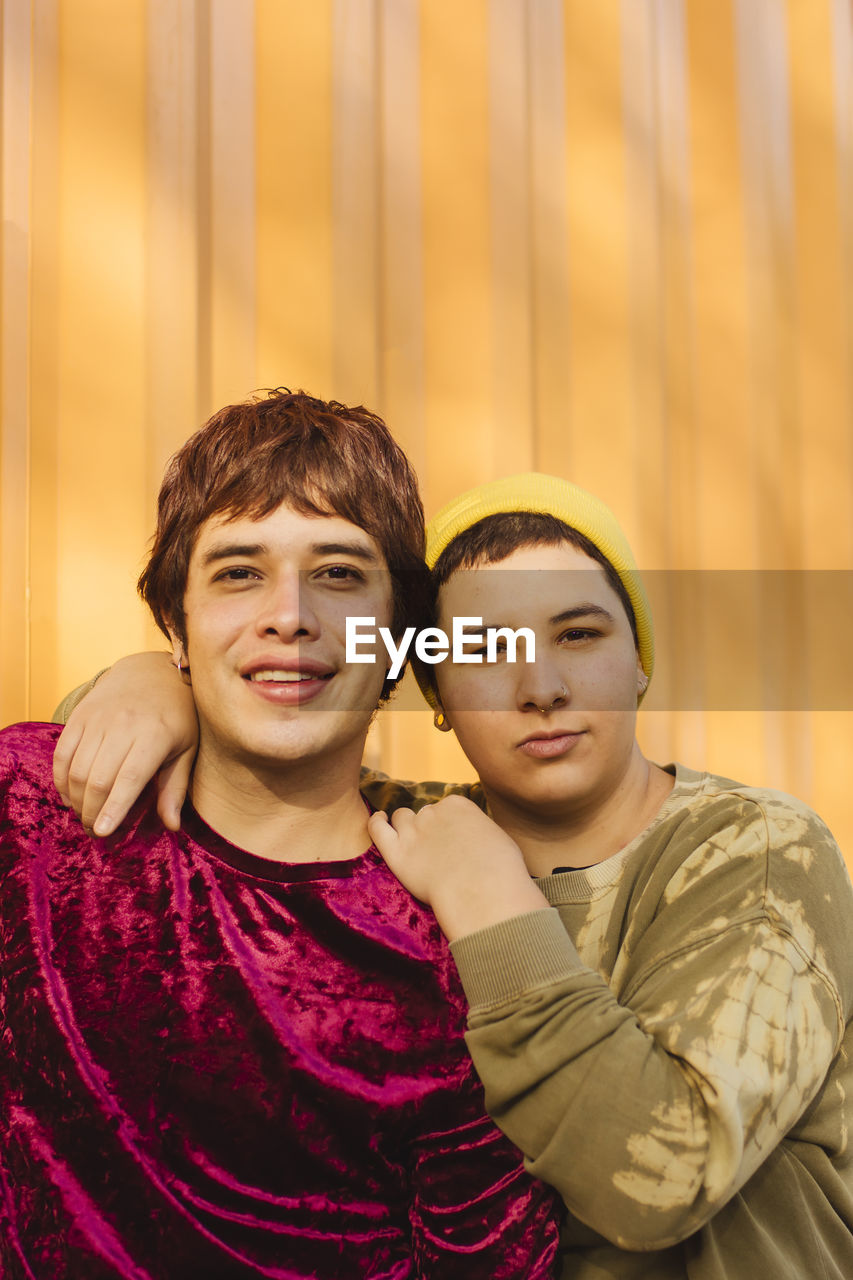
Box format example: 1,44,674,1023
1,0,851,853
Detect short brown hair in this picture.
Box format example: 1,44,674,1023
431,511,639,648
139,390,429,693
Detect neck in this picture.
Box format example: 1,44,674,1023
190,737,371,864
486,747,675,878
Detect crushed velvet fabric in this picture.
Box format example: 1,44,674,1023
0,724,560,1279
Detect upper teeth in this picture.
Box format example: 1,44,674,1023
249,670,320,682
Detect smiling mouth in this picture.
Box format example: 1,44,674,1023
245,670,334,684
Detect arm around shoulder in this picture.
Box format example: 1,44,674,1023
51,651,199,837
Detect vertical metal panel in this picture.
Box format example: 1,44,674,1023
831,0,853,504
732,0,798,564
561,1,633,517
647,0,694,565
486,0,569,475
378,0,426,469
620,0,664,576
732,0,810,795
686,1,765,787
419,0,493,779
0,0,33,722
332,0,380,404
208,0,257,409
147,0,200,489
255,0,334,396
620,0,706,768
528,0,570,471
420,0,492,509
488,0,534,469
372,0,430,773
28,0,62,716
55,0,150,697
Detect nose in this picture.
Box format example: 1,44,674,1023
515,655,569,716
254,570,320,642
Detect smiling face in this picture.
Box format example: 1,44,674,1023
433,541,646,826
177,502,393,780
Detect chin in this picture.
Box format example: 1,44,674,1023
515,760,608,808
223,726,334,767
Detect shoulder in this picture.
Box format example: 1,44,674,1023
359,767,485,814
650,765,836,863
649,766,852,976
630,765,847,922
665,765,842,869
0,721,62,787
0,724,76,871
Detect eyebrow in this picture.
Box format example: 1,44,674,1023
201,543,266,566
311,542,381,563
549,604,616,627
200,540,381,567
477,603,616,631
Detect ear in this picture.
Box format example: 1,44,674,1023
167,629,185,671
636,657,650,699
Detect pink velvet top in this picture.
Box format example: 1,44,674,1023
0,724,560,1279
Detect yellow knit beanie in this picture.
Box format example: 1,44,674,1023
424,472,654,692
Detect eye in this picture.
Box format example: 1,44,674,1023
478,639,508,659
559,627,599,644
214,566,260,583
315,565,366,585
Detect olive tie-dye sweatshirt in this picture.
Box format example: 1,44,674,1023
365,764,853,1279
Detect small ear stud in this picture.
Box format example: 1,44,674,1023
434,710,448,730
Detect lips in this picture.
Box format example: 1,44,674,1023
246,669,332,683
518,730,585,760
240,658,335,704
240,656,334,680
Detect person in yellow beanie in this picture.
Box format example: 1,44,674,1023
51,471,853,1279
366,473,853,1279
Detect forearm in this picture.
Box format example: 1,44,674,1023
451,908,840,1250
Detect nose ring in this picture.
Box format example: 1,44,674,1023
535,687,567,714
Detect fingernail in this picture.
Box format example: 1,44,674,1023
93,815,113,837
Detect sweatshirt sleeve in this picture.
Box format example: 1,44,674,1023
52,671,108,723
450,797,852,1252
360,771,483,814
